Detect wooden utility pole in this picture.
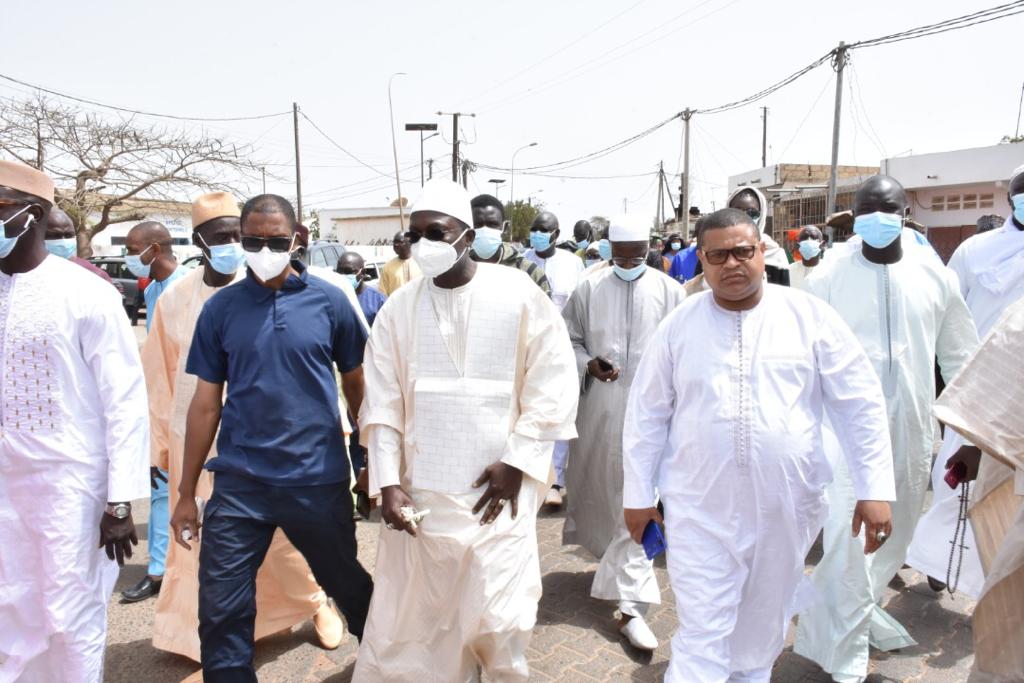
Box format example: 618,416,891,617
461,159,471,189
437,111,475,182
827,43,848,216
681,109,693,237
657,161,665,228
293,102,303,220
261,166,266,194
427,159,434,180
761,107,768,168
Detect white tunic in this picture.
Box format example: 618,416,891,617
354,264,579,683
524,247,584,310
562,268,685,611
795,245,978,681
623,286,895,682
0,255,149,683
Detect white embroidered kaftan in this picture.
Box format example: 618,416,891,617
0,255,149,683
353,263,579,683
622,286,895,682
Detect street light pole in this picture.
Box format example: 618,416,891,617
510,142,538,212
406,123,439,187
388,73,407,231
489,178,506,199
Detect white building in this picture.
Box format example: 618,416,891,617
882,142,1023,261
86,197,197,259
319,206,405,247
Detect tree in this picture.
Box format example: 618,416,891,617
505,199,543,244
0,97,262,256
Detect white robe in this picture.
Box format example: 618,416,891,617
907,220,1024,599
354,264,578,683
0,255,149,683
795,245,978,681
562,268,685,614
623,286,895,683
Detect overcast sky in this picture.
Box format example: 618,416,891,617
4,0,1022,224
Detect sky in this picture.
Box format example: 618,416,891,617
4,0,1023,225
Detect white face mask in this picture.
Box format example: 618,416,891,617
245,237,294,282
412,229,469,278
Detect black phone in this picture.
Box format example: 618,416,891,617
596,357,613,372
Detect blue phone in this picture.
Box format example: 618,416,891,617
642,520,667,560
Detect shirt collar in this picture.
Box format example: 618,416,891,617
242,259,309,301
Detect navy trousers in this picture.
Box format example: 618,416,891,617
198,472,373,683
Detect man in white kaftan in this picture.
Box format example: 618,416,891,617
354,180,578,683
795,175,978,682
907,164,1024,597
0,161,149,682
623,208,895,683
562,215,685,651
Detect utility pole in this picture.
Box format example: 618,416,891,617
293,102,303,221
461,159,471,189
1016,80,1024,138
657,161,665,228
261,166,266,194
681,109,693,238
623,197,628,213
761,107,768,168
427,159,434,180
827,43,848,216
437,111,475,182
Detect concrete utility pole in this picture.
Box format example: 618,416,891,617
261,166,266,194
827,43,848,216
293,102,302,221
657,160,665,228
437,111,475,182
761,107,768,168
681,109,693,237
461,159,471,189
427,159,434,180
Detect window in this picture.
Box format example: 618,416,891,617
946,195,961,211
931,195,944,211
980,193,994,209
111,236,126,245
311,249,328,267
963,194,977,210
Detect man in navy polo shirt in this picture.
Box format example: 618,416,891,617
169,194,373,682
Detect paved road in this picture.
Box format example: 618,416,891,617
104,490,975,682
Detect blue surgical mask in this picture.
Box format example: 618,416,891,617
472,227,503,259
798,238,821,260
577,239,590,251
586,258,601,269
670,241,682,251
1012,193,1024,225
45,237,77,260
853,211,903,249
345,273,360,290
597,239,612,261
613,263,647,282
529,230,552,252
0,205,34,259
206,242,247,275
125,243,154,278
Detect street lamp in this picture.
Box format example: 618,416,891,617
489,178,506,199
510,142,538,212
388,72,407,231
405,123,439,187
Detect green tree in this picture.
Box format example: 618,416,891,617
505,199,543,244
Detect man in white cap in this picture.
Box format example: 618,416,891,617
142,192,346,664
561,214,685,652
353,179,578,682
907,163,1024,598
0,159,149,681
623,208,896,682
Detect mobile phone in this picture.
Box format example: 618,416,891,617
596,357,614,372
641,520,667,560
944,461,968,489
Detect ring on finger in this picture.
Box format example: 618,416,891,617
385,521,397,530
875,530,888,543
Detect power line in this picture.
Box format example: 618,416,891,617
848,1,1024,49
0,72,290,122
299,111,396,180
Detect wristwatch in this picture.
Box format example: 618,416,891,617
105,502,131,519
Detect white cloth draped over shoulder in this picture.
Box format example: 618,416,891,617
622,286,894,682
0,255,149,682
354,263,578,683
524,247,584,311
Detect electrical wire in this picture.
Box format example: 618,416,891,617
776,71,834,162
299,111,396,179
848,1,1024,49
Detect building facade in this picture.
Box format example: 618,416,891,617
319,206,405,246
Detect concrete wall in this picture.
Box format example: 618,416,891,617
89,209,198,259
320,210,404,245
883,143,1024,190
907,182,1006,230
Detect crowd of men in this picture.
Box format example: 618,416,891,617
0,154,1022,683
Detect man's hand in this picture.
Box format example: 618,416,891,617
852,500,893,554
170,495,200,550
150,466,167,490
381,485,418,537
587,358,620,383
472,462,524,525
946,445,983,482
99,510,138,566
625,507,663,544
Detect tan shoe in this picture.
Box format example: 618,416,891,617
543,487,563,508
314,602,344,650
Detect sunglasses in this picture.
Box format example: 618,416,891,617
241,235,294,253
703,245,757,266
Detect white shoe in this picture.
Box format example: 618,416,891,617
544,487,563,507
620,616,658,651
314,602,344,650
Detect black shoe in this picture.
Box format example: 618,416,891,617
121,576,162,603
927,576,947,593
355,490,371,521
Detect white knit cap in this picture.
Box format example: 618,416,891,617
411,179,474,229
608,214,650,242
1011,163,1024,183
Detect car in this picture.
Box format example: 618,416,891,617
182,254,203,270
303,240,346,270
89,257,144,322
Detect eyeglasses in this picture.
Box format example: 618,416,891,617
702,245,757,266
611,256,646,268
241,235,294,253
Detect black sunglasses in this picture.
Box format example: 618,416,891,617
703,245,757,266
241,235,294,253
